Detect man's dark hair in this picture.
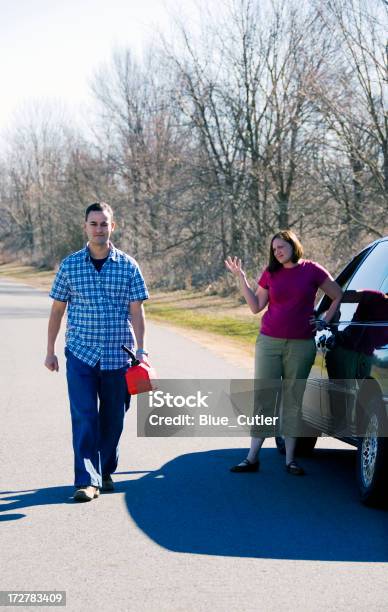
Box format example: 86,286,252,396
85,202,114,221
268,229,304,272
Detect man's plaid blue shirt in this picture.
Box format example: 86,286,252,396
50,243,149,370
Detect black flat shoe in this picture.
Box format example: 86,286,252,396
230,459,260,473
286,461,305,476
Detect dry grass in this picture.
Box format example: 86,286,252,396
0,262,55,290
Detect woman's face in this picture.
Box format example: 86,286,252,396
272,238,294,265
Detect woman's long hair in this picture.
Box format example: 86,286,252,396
268,230,304,273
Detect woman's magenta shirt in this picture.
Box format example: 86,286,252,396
258,260,330,339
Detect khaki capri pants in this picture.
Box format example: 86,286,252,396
251,334,316,438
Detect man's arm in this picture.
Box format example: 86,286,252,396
130,300,147,358
45,300,67,371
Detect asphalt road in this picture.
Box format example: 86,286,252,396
0,279,387,612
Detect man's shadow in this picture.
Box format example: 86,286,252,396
0,485,75,521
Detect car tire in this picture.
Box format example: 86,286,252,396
357,397,388,507
275,436,318,457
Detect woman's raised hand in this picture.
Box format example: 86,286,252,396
225,256,245,278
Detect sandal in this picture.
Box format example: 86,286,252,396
230,458,260,473
286,461,305,476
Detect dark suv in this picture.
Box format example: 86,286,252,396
281,237,388,506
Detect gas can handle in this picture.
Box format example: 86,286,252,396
121,344,140,366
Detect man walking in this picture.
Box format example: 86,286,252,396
45,202,149,502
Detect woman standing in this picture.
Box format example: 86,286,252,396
225,230,342,475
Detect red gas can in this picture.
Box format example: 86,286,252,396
122,345,156,395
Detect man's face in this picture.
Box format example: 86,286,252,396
84,210,115,246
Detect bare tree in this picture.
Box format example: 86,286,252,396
312,0,388,249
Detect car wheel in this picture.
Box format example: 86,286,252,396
275,436,318,456
357,398,388,506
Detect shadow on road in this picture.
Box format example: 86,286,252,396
118,447,388,562
1,449,387,562
0,486,74,521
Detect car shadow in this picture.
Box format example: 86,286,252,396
116,447,388,562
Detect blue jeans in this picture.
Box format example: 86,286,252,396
65,348,129,487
